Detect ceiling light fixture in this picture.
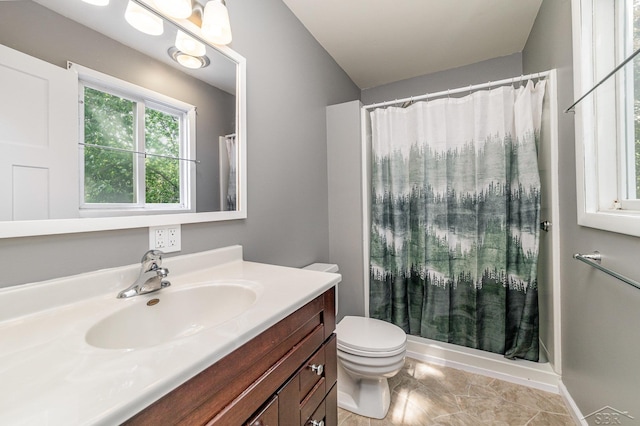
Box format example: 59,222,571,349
125,1,164,36
168,46,210,69
81,0,109,5
201,0,232,45
175,30,206,57
153,0,192,19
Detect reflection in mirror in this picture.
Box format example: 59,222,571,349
0,0,246,237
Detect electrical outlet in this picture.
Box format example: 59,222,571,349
155,228,166,248
149,225,181,253
167,225,181,251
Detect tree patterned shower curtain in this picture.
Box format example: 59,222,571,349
369,80,546,361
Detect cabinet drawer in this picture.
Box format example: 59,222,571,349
300,345,325,398
246,396,278,426
305,398,325,426
300,378,326,426
299,334,336,403
304,383,337,426
278,334,337,425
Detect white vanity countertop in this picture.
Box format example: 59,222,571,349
0,246,341,425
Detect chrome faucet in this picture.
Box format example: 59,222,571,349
117,250,171,298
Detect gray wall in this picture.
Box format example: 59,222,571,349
361,53,522,105
327,101,365,321
523,0,640,420
0,0,360,287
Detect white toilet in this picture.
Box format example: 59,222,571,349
303,264,407,419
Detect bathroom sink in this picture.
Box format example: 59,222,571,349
86,282,259,350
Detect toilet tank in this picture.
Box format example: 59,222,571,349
302,263,339,273
303,263,339,314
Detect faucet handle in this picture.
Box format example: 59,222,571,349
141,249,164,271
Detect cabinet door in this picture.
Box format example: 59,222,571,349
246,396,278,426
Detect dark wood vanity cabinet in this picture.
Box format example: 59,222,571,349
125,287,337,426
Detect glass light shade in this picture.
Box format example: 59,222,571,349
168,46,210,69
153,0,192,19
125,1,164,36
176,53,204,69
201,0,232,45
175,30,206,57
82,0,110,6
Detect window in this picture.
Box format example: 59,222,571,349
572,0,640,236
629,1,640,200
70,63,196,216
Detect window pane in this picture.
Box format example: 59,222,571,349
83,87,135,203
146,156,180,203
145,107,180,204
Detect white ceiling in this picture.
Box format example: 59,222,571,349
282,0,543,89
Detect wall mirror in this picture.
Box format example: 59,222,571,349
0,0,246,238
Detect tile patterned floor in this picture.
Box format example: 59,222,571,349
337,358,576,426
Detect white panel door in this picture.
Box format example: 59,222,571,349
0,44,78,221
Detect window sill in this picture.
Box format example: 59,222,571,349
79,208,193,218
578,210,640,237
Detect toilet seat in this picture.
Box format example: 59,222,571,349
336,316,406,358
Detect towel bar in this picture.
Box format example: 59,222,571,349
573,252,640,290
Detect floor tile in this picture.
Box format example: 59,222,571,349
337,357,576,426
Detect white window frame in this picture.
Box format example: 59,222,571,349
572,0,640,236
69,62,196,217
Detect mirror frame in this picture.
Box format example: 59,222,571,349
0,0,247,239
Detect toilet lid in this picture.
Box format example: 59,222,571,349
336,316,406,356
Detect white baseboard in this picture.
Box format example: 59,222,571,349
558,380,588,425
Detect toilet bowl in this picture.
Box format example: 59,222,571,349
336,316,406,419
302,264,407,419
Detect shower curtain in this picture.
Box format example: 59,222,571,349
225,135,237,211
369,80,546,361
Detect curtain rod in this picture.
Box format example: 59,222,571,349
79,143,200,164
564,46,640,113
363,71,551,110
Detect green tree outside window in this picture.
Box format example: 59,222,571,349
83,87,182,206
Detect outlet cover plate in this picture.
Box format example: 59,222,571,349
149,225,181,253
